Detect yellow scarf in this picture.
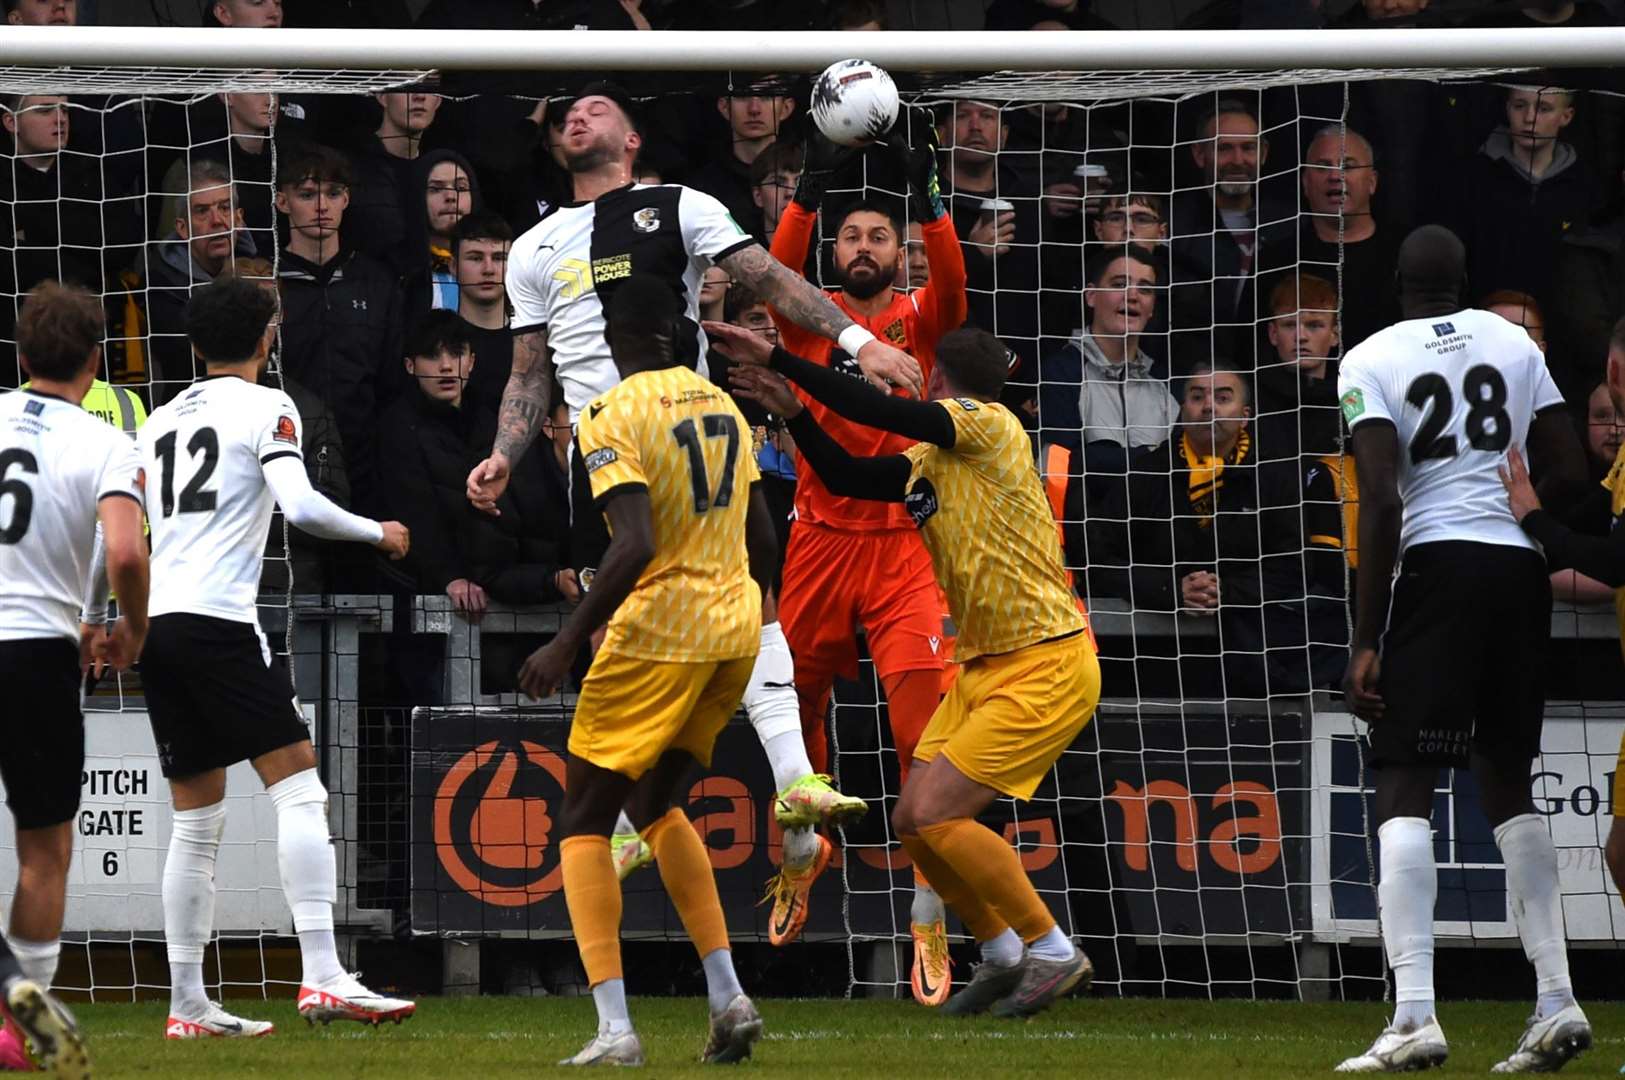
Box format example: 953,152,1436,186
429,243,453,273
1181,428,1250,526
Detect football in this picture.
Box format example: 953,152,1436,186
810,58,900,147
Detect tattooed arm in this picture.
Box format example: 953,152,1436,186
717,242,924,397
467,327,553,516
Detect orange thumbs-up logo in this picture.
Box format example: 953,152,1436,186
433,740,568,906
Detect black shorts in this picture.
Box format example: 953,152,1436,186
569,434,612,584
0,639,84,829
1371,540,1550,769
141,613,310,779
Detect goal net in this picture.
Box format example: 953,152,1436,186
1,27,1620,1007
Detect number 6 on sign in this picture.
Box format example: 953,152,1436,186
671,413,740,513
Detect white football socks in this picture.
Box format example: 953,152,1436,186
8,937,58,989
164,801,227,1018
1027,925,1076,963
1494,813,1576,1019
592,977,632,1035
782,825,821,870
614,811,637,837
744,623,813,793
701,947,744,1015
910,881,945,926
980,928,1023,969
1377,816,1437,1032
267,769,344,987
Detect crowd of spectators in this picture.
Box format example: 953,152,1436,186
6,0,1625,699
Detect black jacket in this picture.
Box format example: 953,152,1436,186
377,390,567,603
342,135,418,274
1065,432,1347,696
1446,132,1600,319
278,247,405,515
1551,215,1625,401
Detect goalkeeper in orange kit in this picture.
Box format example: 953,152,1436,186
763,109,968,1007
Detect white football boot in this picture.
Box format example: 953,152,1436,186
297,971,416,1026
560,1025,645,1066
164,1000,275,1039
1490,1004,1592,1074
1334,1016,1448,1073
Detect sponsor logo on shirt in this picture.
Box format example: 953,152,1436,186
23,400,42,417
553,258,594,299
1431,321,1456,338
583,447,618,473
954,398,979,411
591,252,632,284
904,476,939,528
273,415,298,444
1341,388,1365,423
633,207,660,233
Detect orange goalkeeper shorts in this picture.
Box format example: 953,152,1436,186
779,521,949,688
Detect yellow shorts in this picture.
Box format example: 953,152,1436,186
1614,728,1625,818
568,648,756,780
913,631,1100,800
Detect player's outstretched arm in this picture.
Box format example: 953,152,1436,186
1504,445,1625,588
1345,421,1403,722
95,491,149,672
469,328,553,516
261,455,404,557
518,491,655,700
707,321,953,446
732,365,910,503
716,243,923,397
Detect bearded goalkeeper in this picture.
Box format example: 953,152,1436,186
712,320,1098,1019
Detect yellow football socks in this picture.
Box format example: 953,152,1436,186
899,832,1009,942
918,818,1056,942
644,807,730,957
560,834,623,985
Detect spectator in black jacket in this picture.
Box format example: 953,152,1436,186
275,143,404,516
379,311,576,620
1446,84,1599,323
341,90,442,272
1066,363,1346,698
690,84,797,239
1168,96,1295,372
399,147,480,333
1253,271,1342,461
0,93,141,385
452,210,513,412
1551,200,1625,401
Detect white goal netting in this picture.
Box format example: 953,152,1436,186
1,43,1620,1007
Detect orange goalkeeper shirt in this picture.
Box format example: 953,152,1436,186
768,202,967,532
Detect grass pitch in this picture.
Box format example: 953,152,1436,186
74,996,1625,1077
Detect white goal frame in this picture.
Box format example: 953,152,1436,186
1,25,1622,76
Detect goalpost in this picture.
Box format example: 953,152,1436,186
0,26,1620,1006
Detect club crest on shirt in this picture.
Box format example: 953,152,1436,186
584,447,618,473
905,477,939,529
883,319,906,345
633,207,660,233
273,415,298,444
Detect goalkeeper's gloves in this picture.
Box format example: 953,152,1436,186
885,106,947,224
791,128,858,212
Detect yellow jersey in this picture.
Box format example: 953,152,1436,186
903,398,1086,661
576,364,762,662
1604,443,1625,665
